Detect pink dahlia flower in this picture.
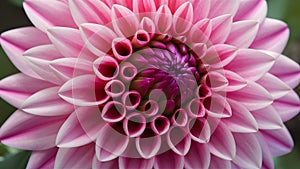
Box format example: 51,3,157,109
1,0,300,168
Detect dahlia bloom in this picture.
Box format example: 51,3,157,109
1,0,300,168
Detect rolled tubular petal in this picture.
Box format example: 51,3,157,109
119,62,138,82
186,98,205,118
93,56,120,81
122,90,141,110
136,130,161,159
112,38,133,61
101,101,126,122
171,109,188,126
132,29,151,48
104,80,125,98
140,100,159,117
150,115,170,135
123,112,146,137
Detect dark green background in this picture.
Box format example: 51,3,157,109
0,0,299,168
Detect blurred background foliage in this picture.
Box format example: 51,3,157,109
0,0,299,168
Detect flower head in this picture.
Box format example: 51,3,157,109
0,0,300,168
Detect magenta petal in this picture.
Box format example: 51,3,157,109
256,133,275,169
92,156,118,169
261,126,294,156
0,27,50,78
232,133,262,169
208,122,236,160
222,99,258,133
189,118,211,143
119,157,154,169
234,0,267,23
154,150,184,169
26,148,57,169
54,144,94,169
69,0,111,26
184,141,210,169
0,110,66,150
270,54,300,88
123,113,146,137
0,73,53,108
273,90,300,122
167,126,191,156
208,155,231,169
251,18,289,53
101,101,126,123
24,0,76,32
22,87,73,116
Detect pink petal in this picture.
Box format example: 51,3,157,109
101,101,126,123
102,0,133,10
96,124,129,162
222,99,258,133
122,90,141,110
112,38,133,61
191,0,210,22
269,55,300,88
22,87,73,116
56,112,93,147
173,2,193,35
26,148,57,169
136,132,161,159
167,0,188,13
119,157,154,169
234,0,267,23
273,90,300,122
208,0,240,18
203,93,232,118
69,0,111,26
228,81,273,111
188,19,212,44
139,17,156,37
208,122,236,160
250,18,289,53
0,110,66,150
224,70,247,92
172,109,188,126
256,133,274,169
167,126,191,156
203,71,229,91
123,113,146,137
0,73,53,108
59,75,109,106
0,27,50,78
210,14,233,44
133,0,156,15
202,44,238,68
154,5,173,33
54,143,94,169
47,27,83,58
261,126,294,156
226,20,259,48
257,73,291,99
119,62,138,82
24,44,65,84
132,29,151,48
232,133,262,169
93,56,120,81
80,23,117,55
49,57,93,81
225,48,277,81
150,115,170,135
208,155,231,169
111,4,139,37
92,156,118,169
24,0,76,32
105,80,125,98
184,141,210,169
154,150,184,169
